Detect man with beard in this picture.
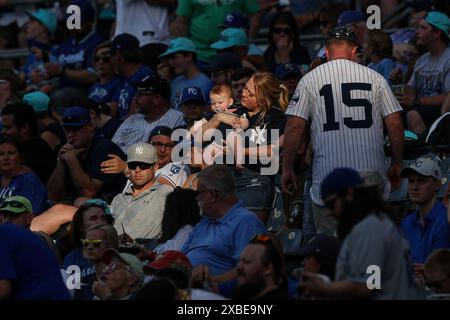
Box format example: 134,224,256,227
232,233,290,300
299,168,419,300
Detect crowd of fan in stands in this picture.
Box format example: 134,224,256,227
0,0,450,300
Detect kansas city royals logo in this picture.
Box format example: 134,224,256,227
187,87,197,95
135,146,144,155
170,164,182,174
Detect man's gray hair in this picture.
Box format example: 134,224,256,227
196,164,236,196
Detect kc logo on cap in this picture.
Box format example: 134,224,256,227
187,87,197,95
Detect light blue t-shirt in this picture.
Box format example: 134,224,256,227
368,58,396,87
170,73,213,110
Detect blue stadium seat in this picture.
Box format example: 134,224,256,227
277,229,303,254
266,186,286,233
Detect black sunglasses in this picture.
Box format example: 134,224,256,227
94,55,111,63
128,162,154,170
273,27,292,35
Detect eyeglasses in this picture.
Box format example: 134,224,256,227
103,262,133,274
128,162,154,170
81,239,104,248
151,141,175,149
273,27,292,35
94,55,111,63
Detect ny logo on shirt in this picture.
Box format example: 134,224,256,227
249,126,267,145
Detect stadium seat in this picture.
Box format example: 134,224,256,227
277,228,303,254
266,186,286,233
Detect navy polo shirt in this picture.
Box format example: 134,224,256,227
112,66,155,120
55,30,104,89
182,201,266,275
401,201,450,263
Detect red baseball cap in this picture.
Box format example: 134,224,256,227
144,250,192,271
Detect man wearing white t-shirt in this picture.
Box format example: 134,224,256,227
112,75,185,153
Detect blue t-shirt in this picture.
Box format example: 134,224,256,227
63,247,95,300
0,172,48,214
170,73,213,110
55,31,104,89
112,66,155,120
182,201,266,270
20,47,58,85
368,58,396,86
0,223,71,300
401,201,450,263
88,77,121,103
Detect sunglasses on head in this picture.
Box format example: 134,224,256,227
81,239,103,248
273,27,292,35
128,162,154,170
94,55,111,63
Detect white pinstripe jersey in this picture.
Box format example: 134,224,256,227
112,109,186,153
285,59,402,205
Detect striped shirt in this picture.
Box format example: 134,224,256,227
112,109,186,153
285,59,402,205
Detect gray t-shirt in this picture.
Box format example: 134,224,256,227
335,213,418,300
407,47,450,98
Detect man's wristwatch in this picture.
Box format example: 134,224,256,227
412,97,421,108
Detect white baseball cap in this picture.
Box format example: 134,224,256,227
400,157,442,180
126,143,157,164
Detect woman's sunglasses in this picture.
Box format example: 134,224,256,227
273,27,292,35
94,55,111,63
81,239,103,248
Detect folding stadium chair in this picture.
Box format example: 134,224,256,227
266,186,286,233
276,228,303,254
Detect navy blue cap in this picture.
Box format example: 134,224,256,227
321,168,363,200
67,0,95,24
180,86,206,105
275,63,303,80
219,12,249,30
148,126,173,141
132,75,171,101
205,52,242,73
62,106,91,127
337,10,365,27
327,25,359,45
110,33,140,55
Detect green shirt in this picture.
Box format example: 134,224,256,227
176,0,260,62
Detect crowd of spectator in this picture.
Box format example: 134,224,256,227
0,0,450,301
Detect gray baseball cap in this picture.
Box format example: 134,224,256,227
400,157,442,180
126,143,157,164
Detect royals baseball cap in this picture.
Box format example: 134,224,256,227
180,86,206,105
425,11,450,40
219,12,249,30
23,91,50,113
62,106,90,127
126,143,157,164
102,249,145,284
25,8,57,33
327,25,359,45
275,63,303,80
132,75,171,101
337,10,365,27
148,126,173,141
205,52,242,73
159,37,196,57
211,28,248,50
0,196,33,215
400,157,442,180
321,168,364,200
110,33,140,55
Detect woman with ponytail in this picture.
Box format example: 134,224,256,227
201,72,287,223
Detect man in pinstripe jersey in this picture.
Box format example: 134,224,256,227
282,26,404,235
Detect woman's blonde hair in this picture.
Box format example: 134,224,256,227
251,72,290,123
